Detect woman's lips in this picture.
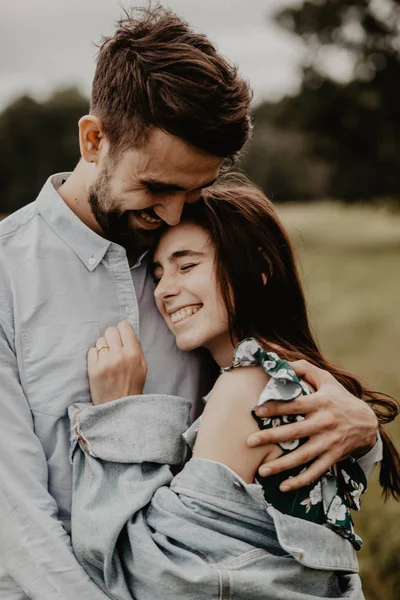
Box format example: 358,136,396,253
170,305,202,324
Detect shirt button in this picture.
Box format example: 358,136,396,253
125,306,134,314
233,481,244,491
88,257,96,266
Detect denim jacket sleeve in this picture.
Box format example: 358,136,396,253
0,315,109,600
69,394,192,598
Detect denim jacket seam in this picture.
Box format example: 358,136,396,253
171,483,268,511
71,410,98,458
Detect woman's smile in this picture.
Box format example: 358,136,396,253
169,304,203,324
152,222,232,362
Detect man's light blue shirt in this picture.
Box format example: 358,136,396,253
0,174,208,599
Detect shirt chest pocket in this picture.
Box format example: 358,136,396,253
20,321,100,416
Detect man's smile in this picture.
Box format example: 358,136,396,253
129,209,164,230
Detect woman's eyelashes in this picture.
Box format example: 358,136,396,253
179,262,197,274
152,263,198,286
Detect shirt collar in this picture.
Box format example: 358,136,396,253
36,173,147,272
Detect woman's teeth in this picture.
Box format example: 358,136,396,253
139,210,162,224
171,306,201,324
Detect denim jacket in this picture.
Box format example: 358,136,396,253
69,396,379,599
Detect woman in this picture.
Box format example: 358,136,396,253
70,183,400,600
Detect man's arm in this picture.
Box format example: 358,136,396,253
0,316,109,599
247,359,380,491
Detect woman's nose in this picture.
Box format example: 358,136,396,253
154,275,180,301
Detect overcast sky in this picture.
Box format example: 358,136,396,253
0,0,310,110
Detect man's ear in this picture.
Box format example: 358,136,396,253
78,115,106,164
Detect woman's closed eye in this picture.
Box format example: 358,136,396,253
179,263,197,274
152,263,199,286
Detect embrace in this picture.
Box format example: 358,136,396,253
0,7,399,600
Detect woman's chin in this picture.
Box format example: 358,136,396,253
175,333,204,353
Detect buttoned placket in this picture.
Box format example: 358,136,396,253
104,244,141,338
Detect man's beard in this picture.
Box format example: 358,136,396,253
88,167,164,259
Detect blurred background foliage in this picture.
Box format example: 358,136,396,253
1,0,400,211
279,203,400,600
0,1,399,599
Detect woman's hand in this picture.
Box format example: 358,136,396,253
88,321,147,405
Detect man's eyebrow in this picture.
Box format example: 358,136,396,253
140,177,217,193
151,250,206,272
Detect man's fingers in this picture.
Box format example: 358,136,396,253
258,437,329,477
259,445,284,465
278,453,336,492
248,416,328,448
255,395,320,418
290,359,331,390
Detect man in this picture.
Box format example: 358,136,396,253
0,7,380,600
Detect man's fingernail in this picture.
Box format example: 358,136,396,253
259,467,271,477
255,407,268,416
280,484,290,492
248,435,261,447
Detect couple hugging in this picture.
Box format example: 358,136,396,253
0,7,399,600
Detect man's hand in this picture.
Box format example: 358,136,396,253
88,321,147,405
247,359,378,492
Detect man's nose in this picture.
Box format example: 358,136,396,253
154,194,186,226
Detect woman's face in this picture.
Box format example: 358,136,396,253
152,222,231,356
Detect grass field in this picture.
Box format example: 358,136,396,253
279,202,400,600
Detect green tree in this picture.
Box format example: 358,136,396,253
242,0,400,201
0,87,88,213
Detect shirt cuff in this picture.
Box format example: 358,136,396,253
69,394,191,466
355,433,383,479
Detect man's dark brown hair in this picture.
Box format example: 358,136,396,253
90,5,252,159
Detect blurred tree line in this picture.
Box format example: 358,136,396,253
0,88,88,213
1,0,400,214
243,0,400,201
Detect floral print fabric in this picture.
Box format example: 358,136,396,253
221,338,366,550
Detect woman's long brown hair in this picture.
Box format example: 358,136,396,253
181,181,400,500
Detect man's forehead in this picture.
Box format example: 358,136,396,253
134,129,223,176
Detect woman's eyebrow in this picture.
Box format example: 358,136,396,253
170,250,206,261
151,250,206,272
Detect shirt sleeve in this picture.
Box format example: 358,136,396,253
69,394,192,599
354,433,383,479
0,315,109,600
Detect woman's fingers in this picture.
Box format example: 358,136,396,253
87,346,99,369
104,326,123,352
117,321,141,352
95,336,108,351
88,322,147,405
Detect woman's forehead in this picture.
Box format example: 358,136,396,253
154,223,210,262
